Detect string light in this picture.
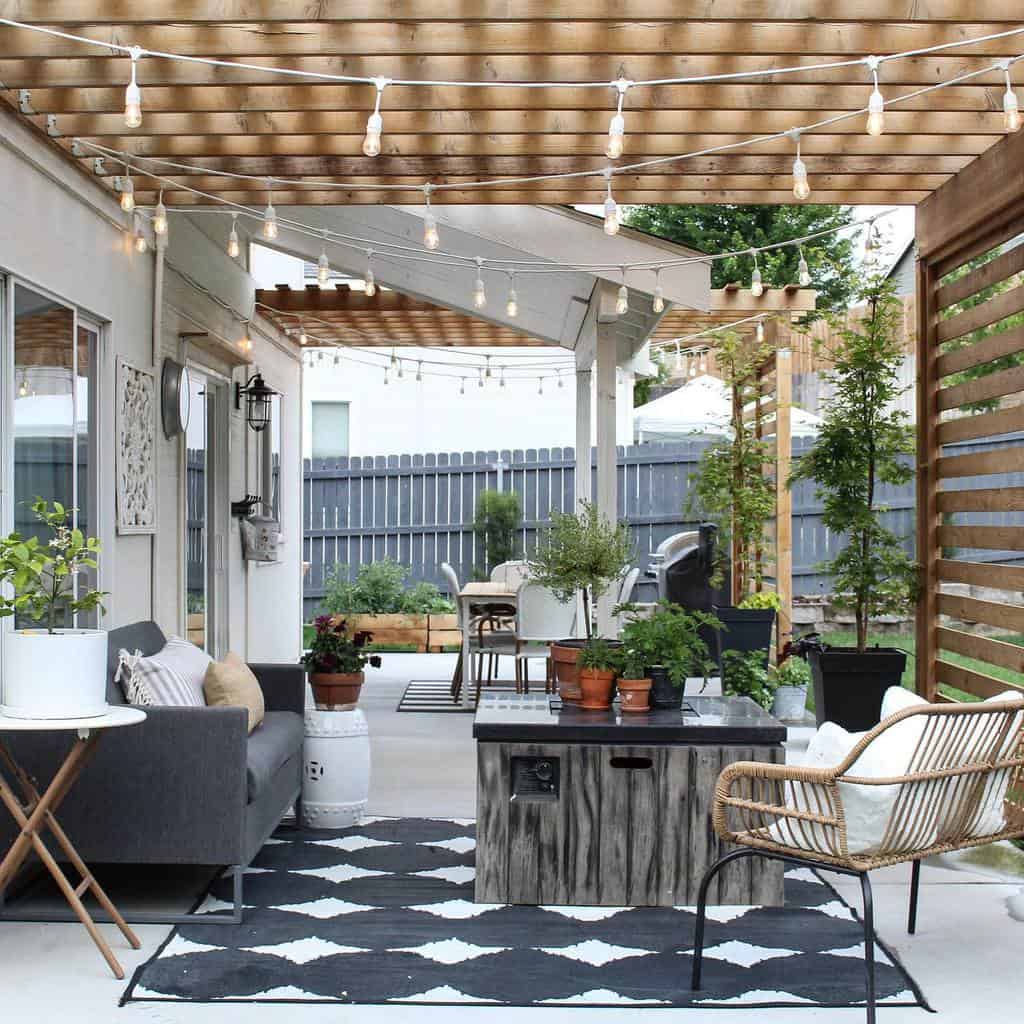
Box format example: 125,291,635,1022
538,377,545,395
227,212,240,259
606,78,630,159
397,358,404,379
864,219,878,254
652,268,665,314
363,77,388,157
416,360,423,382
152,190,167,236
674,342,683,371
262,183,278,240
119,170,134,212
478,367,485,388
239,325,253,353
473,257,486,309
688,357,697,378
557,371,564,388
1002,61,1021,132
124,46,142,128
797,245,811,287
17,372,29,398
750,251,763,297
790,131,810,201
615,267,629,315
866,57,885,136
422,184,440,250
459,377,466,396
505,271,518,318
603,169,620,236
133,214,147,253
364,249,377,296
317,231,331,286
333,351,341,366
699,350,707,373
485,354,492,379
298,320,308,345
383,366,389,385
390,347,397,367
756,320,766,343
500,367,506,389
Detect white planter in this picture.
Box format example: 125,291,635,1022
2,629,108,719
772,684,809,722
302,708,370,829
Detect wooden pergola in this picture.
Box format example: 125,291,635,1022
3,6,1023,702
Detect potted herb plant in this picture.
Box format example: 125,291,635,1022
619,602,719,710
577,638,619,711
789,275,918,730
614,646,652,713
527,501,634,703
688,331,779,664
721,648,776,711
301,615,382,710
770,653,812,721
0,500,107,719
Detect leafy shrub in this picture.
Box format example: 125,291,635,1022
473,490,521,572
772,655,811,688
722,649,776,710
618,601,720,688
738,590,782,611
321,558,455,616
578,638,619,672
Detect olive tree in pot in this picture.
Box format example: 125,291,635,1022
789,275,918,730
301,615,382,710
527,501,634,703
688,331,779,664
618,602,720,710
0,500,107,719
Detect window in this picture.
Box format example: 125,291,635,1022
311,401,349,460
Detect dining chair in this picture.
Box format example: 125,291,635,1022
490,560,531,589
513,582,577,693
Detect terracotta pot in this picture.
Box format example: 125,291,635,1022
578,667,617,711
617,677,652,713
310,671,364,711
550,641,585,703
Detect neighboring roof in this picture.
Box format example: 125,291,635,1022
634,374,822,439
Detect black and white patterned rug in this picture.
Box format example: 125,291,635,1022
397,680,515,713
123,817,929,1009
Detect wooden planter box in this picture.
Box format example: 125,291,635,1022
333,613,460,652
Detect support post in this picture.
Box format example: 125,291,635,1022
595,320,618,638
775,345,793,659
574,365,592,512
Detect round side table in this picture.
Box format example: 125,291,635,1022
0,706,146,979
301,707,370,829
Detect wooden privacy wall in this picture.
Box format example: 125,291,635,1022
916,127,1024,702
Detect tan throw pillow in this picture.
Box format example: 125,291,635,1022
204,652,265,733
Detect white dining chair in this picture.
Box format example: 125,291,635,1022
513,582,577,693
490,560,531,588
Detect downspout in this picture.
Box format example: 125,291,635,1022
150,229,166,621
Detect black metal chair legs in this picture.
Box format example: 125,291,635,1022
691,848,878,1024
908,858,921,935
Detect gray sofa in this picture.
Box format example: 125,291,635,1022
0,621,305,924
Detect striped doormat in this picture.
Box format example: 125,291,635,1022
396,680,516,713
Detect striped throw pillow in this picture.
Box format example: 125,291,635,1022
116,636,212,707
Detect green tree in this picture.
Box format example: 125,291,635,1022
624,204,857,313
473,489,522,572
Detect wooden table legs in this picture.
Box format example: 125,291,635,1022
0,733,141,979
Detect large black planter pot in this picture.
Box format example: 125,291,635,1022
648,665,684,709
713,606,776,669
808,646,907,731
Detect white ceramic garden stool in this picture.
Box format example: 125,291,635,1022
301,707,370,829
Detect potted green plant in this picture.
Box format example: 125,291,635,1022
613,645,652,713
789,275,918,730
688,331,779,664
721,648,776,711
770,654,812,720
527,501,634,702
301,615,382,710
577,638,619,711
619,602,720,710
0,500,107,719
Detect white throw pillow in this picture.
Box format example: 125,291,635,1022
116,636,212,707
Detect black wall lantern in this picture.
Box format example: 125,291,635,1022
235,372,278,432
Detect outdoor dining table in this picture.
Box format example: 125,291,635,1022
457,582,519,709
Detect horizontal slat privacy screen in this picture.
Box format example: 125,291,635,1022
917,144,1024,701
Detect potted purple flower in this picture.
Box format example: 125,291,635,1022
301,615,381,710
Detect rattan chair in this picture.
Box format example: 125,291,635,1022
691,698,1024,1024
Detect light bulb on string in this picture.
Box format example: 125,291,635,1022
614,266,630,313
499,367,506,389
505,271,518,319
298,320,308,346
557,372,564,389
133,215,147,253
262,183,278,240
363,78,388,157
383,367,390,386
603,169,620,236
538,377,544,396
790,131,810,201
699,350,707,373
152,191,167,237
397,359,404,379
333,351,341,367
317,232,331,286
478,367,484,389
1002,61,1021,132
485,355,492,379
422,184,440,250
606,79,630,159
459,378,466,396
473,257,486,309
750,251,763,297
390,347,397,367
416,360,423,383
864,219,878,255
119,171,134,212
756,320,766,344
364,250,376,296
674,342,683,372
866,58,885,136
688,356,697,378
17,372,28,399
797,245,811,287
239,325,253,354
227,213,240,259
652,268,665,314
316,350,324,364
124,47,143,128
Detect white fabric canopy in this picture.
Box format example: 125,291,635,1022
634,374,822,441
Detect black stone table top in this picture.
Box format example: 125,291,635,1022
473,693,786,745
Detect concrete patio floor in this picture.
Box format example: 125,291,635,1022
0,652,1020,1023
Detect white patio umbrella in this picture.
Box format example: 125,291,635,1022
633,374,822,442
